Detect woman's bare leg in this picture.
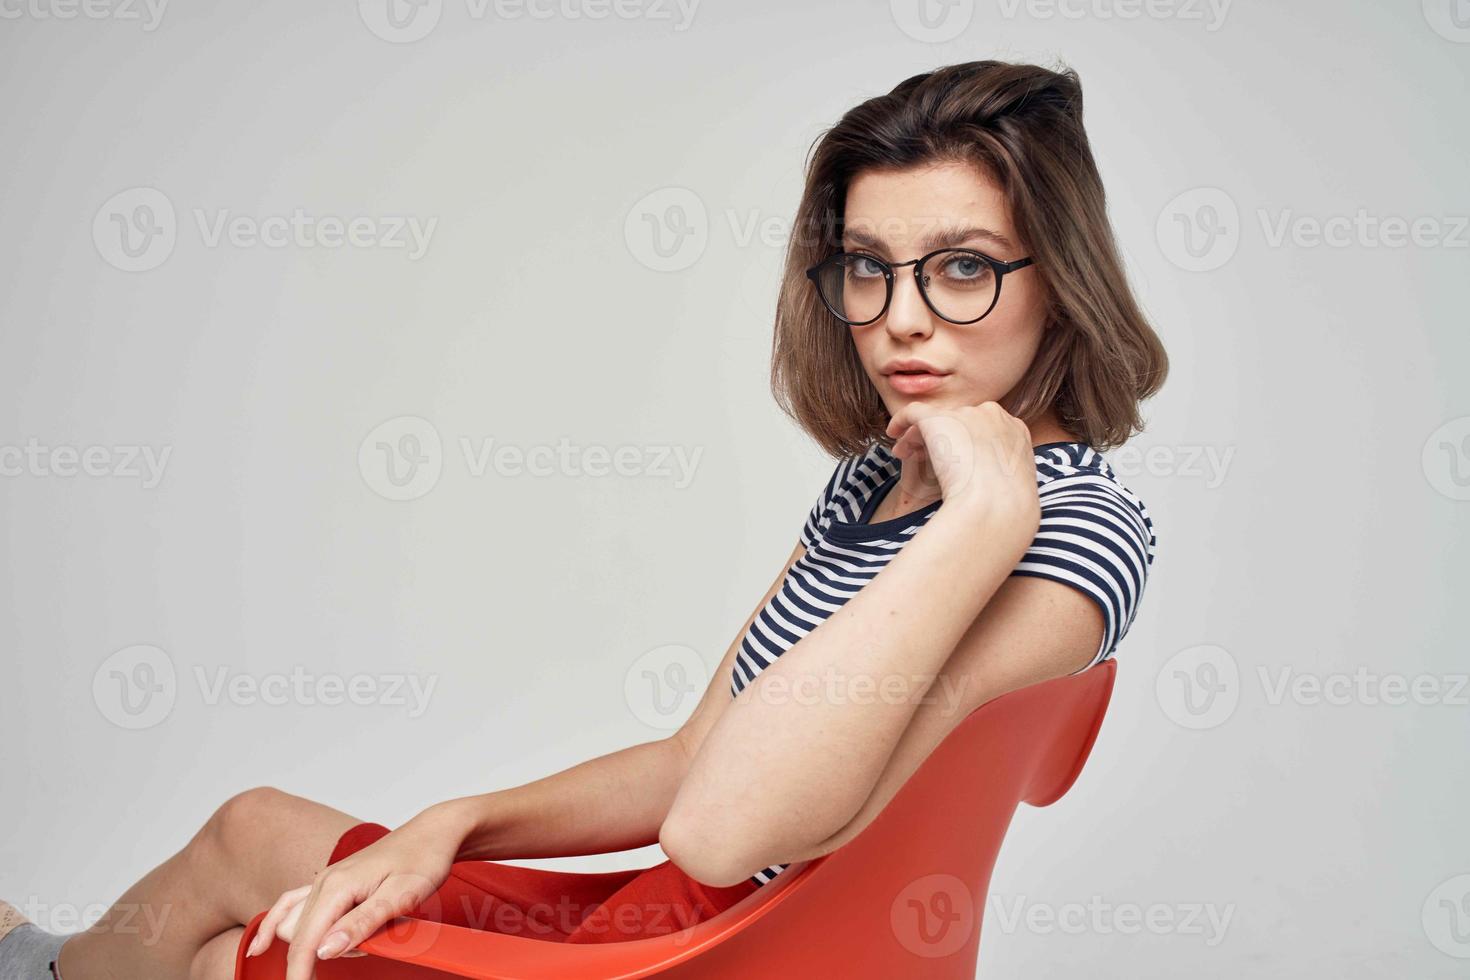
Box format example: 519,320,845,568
54,787,363,980
186,928,244,980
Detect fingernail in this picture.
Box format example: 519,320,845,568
317,933,349,959
246,935,262,957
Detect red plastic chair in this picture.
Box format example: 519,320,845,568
236,659,1116,980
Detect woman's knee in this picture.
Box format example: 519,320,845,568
196,786,296,865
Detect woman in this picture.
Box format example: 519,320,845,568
1,58,1166,980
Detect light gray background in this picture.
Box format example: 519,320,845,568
2,1,1467,977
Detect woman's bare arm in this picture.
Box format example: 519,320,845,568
659,404,1049,887
433,539,807,862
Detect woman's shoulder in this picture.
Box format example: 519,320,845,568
1030,441,1157,565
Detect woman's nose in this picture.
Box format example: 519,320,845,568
884,271,935,340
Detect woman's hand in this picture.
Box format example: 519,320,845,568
885,400,1041,530
246,804,467,980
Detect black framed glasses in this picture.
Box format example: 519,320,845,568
805,247,1035,326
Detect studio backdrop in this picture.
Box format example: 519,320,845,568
1,1,1466,977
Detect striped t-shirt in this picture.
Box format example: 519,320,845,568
729,440,1157,887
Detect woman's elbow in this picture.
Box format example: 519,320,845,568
659,809,782,888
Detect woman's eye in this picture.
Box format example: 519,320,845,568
849,256,885,278
940,255,990,280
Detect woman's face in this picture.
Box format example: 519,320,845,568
840,159,1050,423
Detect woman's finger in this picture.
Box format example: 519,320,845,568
285,874,366,980
884,400,939,440
315,873,436,961
246,885,311,957
277,890,308,943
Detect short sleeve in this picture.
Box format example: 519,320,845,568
1010,473,1157,672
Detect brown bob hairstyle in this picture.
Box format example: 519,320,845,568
771,60,1168,458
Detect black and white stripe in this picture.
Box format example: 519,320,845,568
730,441,1156,888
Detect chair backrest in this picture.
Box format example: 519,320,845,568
656,659,1118,979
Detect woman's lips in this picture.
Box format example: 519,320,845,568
886,371,948,395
